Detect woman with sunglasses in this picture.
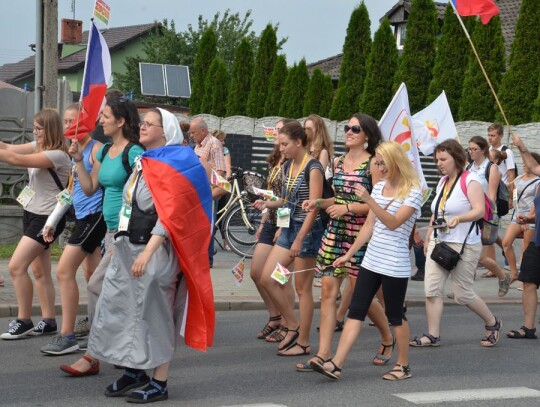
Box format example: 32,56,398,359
60,96,144,376
0,109,71,340
311,141,422,381
467,136,510,297
410,139,502,349
258,121,324,357
297,114,393,372
252,119,295,342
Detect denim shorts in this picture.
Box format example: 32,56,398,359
276,218,324,257
258,221,278,246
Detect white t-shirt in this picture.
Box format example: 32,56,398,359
361,181,423,278
468,158,492,195
490,145,515,184
430,172,482,245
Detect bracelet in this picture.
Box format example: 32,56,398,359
346,204,350,213
73,157,83,163
455,216,460,225
316,199,322,208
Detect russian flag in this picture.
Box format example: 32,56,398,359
141,145,215,352
451,0,500,25
65,21,111,141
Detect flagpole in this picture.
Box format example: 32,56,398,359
449,1,512,137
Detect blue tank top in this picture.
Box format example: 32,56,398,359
73,139,103,219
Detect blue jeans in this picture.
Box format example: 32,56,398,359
413,242,426,271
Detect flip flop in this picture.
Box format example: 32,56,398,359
296,355,327,372
278,342,310,357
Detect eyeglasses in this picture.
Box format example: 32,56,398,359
139,121,162,129
344,125,362,134
375,161,386,168
33,126,44,132
467,147,480,152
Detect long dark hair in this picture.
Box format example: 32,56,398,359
279,121,307,147
267,118,294,167
106,97,141,145
351,113,382,156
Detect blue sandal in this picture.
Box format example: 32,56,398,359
409,333,441,347
126,380,168,404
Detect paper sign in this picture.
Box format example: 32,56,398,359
263,125,276,142
231,258,245,286
253,186,278,201
211,170,231,192
56,189,74,206
270,262,291,285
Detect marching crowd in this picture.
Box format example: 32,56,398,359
0,99,539,402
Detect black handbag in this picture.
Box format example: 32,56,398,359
128,174,158,245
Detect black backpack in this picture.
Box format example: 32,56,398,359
101,142,140,182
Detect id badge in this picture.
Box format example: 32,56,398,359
56,189,73,206
118,204,132,232
276,207,290,228
16,186,35,208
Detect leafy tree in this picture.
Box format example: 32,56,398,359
497,0,540,124
190,28,217,114
279,63,296,117
329,2,372,120
264,54,288,116
226,38,254,116
458,16,505,122
246,24,278,118
359,19,398,119
303,69,334,117
394,0,438,112
200,57,229,116
427,5,474,117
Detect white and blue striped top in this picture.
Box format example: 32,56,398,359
361,181,423,278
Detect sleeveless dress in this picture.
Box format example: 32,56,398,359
317,155,371,278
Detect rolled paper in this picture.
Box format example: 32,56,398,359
253,186,278,201
211,170,231,192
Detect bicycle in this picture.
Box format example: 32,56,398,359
214,166,265,258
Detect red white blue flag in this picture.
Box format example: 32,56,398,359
451,0,500,25
65,21,111,141
141,145,215,352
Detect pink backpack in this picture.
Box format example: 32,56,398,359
458,170,495,222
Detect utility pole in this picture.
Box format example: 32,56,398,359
42,0,58,109
34,0,43,113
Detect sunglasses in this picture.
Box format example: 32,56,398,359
344,125,363,134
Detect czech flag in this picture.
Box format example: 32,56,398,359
65,21,111,141
451,0,500,25
141,145,215,352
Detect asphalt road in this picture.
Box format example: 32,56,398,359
1,304,539,407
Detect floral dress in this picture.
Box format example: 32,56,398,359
317,155,371,278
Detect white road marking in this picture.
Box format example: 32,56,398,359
396,387,540,404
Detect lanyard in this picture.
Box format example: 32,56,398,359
438,172,462,217
268,165,282,187
126,169,142,204
284,154,308,204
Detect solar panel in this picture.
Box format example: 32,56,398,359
139,63,166,97
164,65,191,98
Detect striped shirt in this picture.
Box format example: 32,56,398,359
282,159,324,222
361,181,423,278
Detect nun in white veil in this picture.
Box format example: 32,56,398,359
88,108,186,403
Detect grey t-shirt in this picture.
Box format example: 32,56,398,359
25,141,71,215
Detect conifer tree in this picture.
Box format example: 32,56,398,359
246,24,278,118
359,19,398,119
328,2,372,121
288,58,309,118
201,57,229,116
264,55,288,116
190,28,217,114
303,69,334,117
458,16,505,122
226,38,254,116
497,0,540,124
427,5,474,117
533,83,540,122
394,0,438,112
279,63,296,117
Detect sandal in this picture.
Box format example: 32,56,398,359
373,337,395,365
480,317,502,347
316,319,344,333
382,364,412,381
310,358,342,380
277,327,299,351
481,271,496,278
278,342,310,357
104,370,150,397
296,354,327,372
256,315,281,340
265,326,286,343
409,333,440,347
507,326,537,339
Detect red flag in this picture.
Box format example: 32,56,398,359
451,0,500,25
65,21,111,141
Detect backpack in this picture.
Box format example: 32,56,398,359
304,159,335,229
101,142,139,182
466,162,509,217
501,145,518,177
458,170,498,245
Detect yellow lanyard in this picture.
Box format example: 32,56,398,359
125,170,141,204
284,154,308,204
268,165,282,187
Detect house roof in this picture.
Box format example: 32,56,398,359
308,0,521,79
0,22,159,84
0,80,24,91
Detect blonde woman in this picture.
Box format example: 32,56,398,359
304,114,334,180
0,109,71,339
311,141,422,381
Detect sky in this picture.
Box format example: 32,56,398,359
0,0,397,67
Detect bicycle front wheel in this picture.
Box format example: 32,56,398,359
223,204,261,258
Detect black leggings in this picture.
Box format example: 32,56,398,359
348,266,408,326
